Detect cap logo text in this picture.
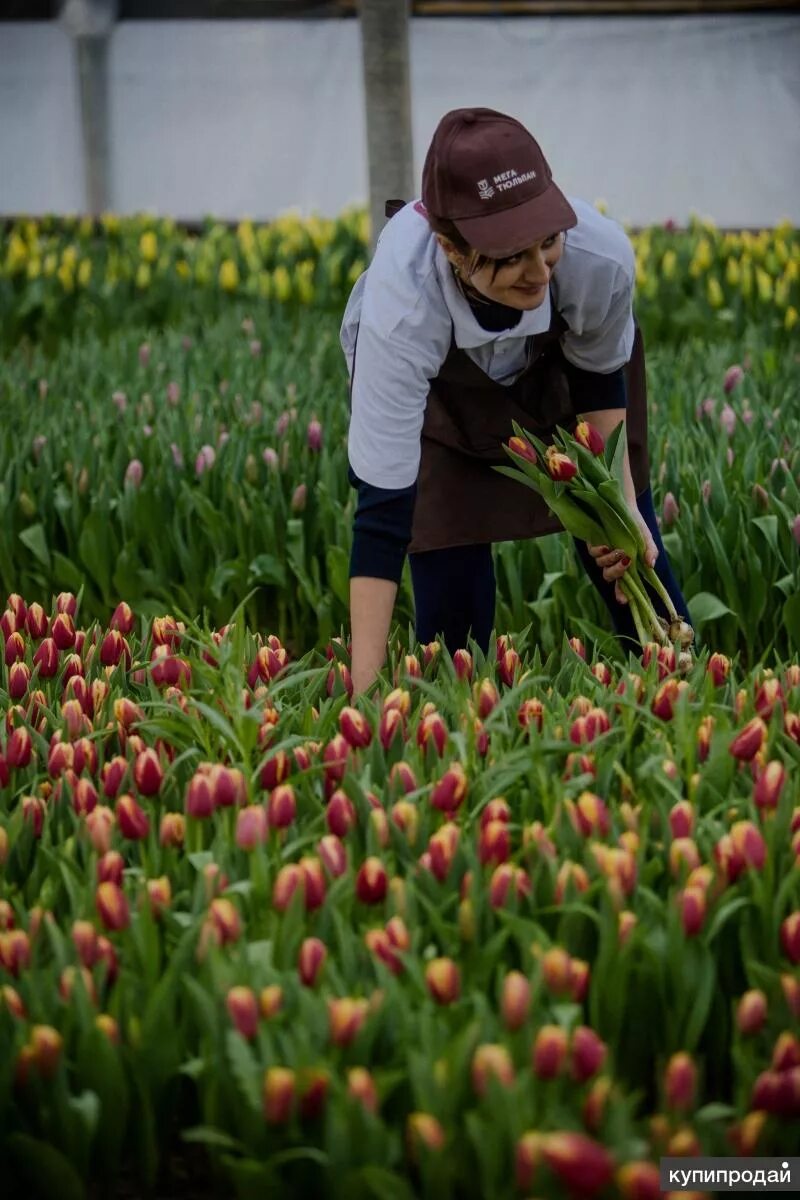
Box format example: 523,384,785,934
477,179,495,200
486,167,538,194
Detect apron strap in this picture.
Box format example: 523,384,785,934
384,199,406,220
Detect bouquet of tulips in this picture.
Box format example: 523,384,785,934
496,419,695,659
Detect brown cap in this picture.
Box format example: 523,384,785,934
421,107,578,258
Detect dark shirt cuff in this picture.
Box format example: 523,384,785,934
563,361,627,413
348,465,417,585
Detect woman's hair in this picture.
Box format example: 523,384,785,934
425,211,514,283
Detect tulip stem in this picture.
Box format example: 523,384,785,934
621,577,651,648
622,569,668,646
640,563,681,624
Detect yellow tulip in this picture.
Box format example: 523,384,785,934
44,253,58,277
785,306,798,331
77,259,92,287
755,267,772,303
257,271,272,299
272,265,291,302
135,263,151,289
6,233,28,273
725,257,740,287
219,259,240,291
139,231,158,262
694,237,712,271
774,278,789,308
740,260,753,299
62,245,77,268
175,260,190,280
707,277,724,308
57,263,74,292
27,257,42,280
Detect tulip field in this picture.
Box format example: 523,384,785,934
1,212,800,1199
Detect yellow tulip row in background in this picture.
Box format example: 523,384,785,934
1,207,797,352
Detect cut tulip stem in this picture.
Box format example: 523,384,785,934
640,563,681,624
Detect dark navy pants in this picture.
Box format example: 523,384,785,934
408,487,690,655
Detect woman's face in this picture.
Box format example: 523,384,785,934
438,231,565,310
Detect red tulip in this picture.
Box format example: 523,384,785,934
679,885,706,936
430,761,468,813
570,1026,608,1082
575,421,605,455
751,1067,800,1117
453,648,473,680
110,601,135,633
26,602,48,639
159,811,185,848
116,793,149,841
729,717,767,761
226,986,259,1039
425,957,460,1005
754,760,787,812
407,1112,446,1158
780,912,800,963
507,434,537,464
489,863,532,908
326,789,356,837
259,985,283,1020
540,1131,614,1196
427,822,460,882
339,706,372,749
664,1051,697,1111
532,1024,568,1079
771,1031,800,1073
185,771,215,820
29,1025,63,1079
263,1067,295,1124
95,881,130,931
328,997,369,1047
500,971,531,1031
7,726,33,768
267,783,296,829
260,749,292,791
317,833,348,878
355,856,388,905
471,1043,514,1097
298,936,327,987
545,448,578,481
235,805,268,850
347,1067,379,1113
616,1161,662,1200
518,697,544,730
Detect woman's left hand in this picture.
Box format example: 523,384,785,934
586,507,659,606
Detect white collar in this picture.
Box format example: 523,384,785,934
433,241,553,350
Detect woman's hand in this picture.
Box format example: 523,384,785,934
586,508,659,605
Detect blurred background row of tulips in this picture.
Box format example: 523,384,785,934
1,211,797,355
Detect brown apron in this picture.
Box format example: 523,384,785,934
354,201,652,555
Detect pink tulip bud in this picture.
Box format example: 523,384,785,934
425,957,460,1005
729,717,767,761
96,844,124,885
669,800,695,839
754,677,784,721
518,697,544,730
307,419,323,451
125,459,143,487
750,1068,800,1118
570,1026,608,1082
723,363,744,393
7,727,33,769
662,491,680,527
772,1031,800,1072
236,805,268,850
291,483,307,513
298,937,327,987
